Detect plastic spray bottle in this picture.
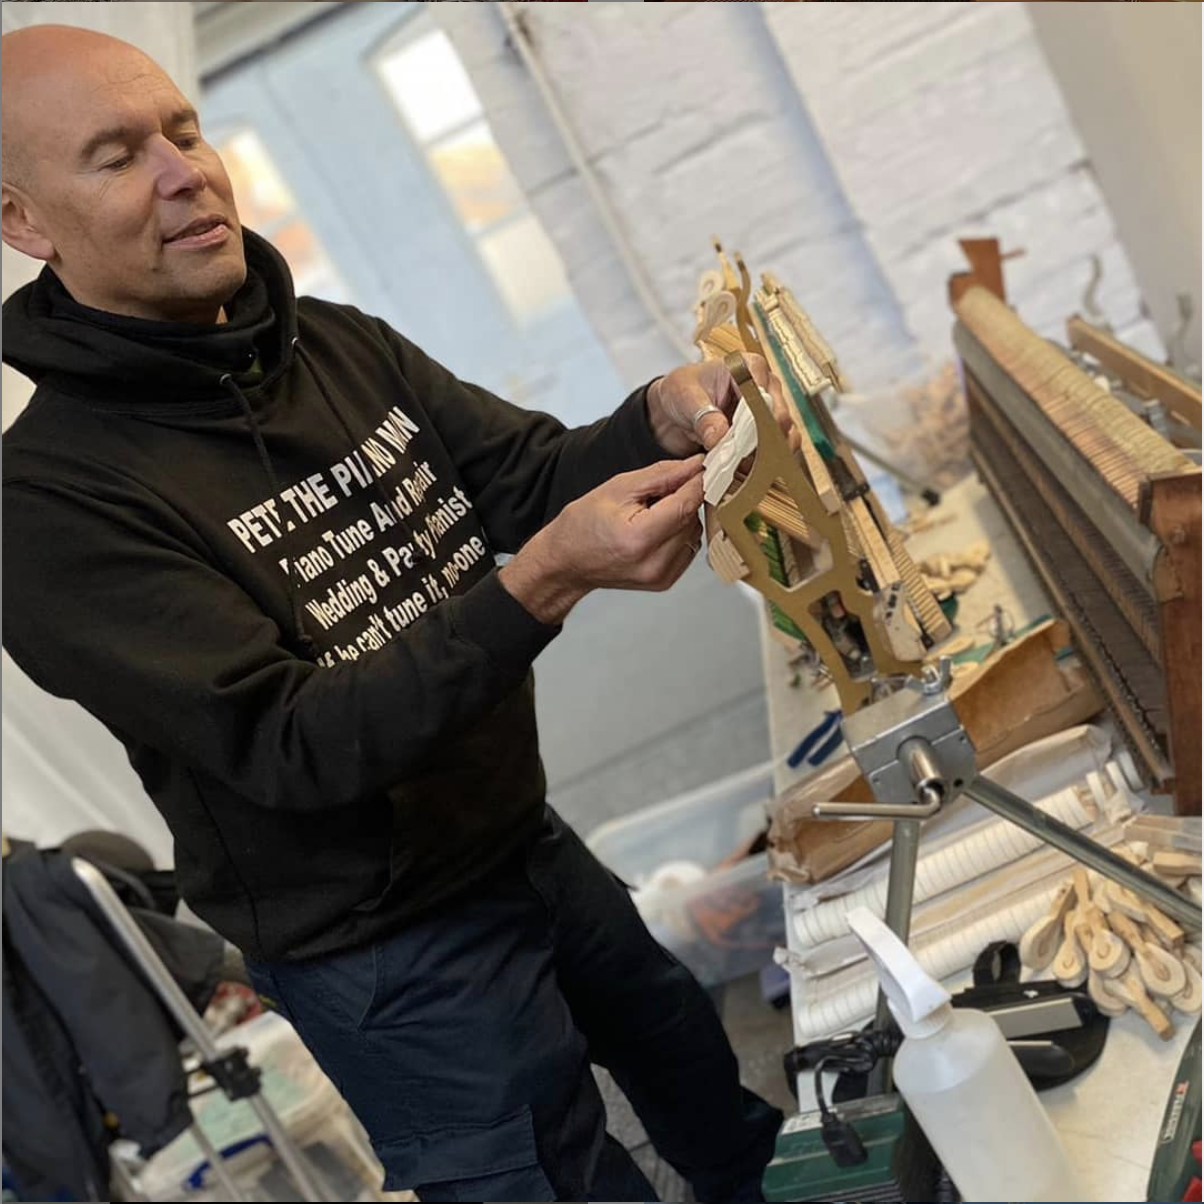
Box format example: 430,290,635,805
846,906,1087,1202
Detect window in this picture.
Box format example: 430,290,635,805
216,128,351,304
375,28,571,327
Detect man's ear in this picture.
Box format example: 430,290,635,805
2,185,54,262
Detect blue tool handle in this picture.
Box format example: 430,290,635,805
807,725,845,767
786,710,842,769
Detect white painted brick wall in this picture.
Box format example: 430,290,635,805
763,1,1163,361
436,3,918,388
436,1,1162,395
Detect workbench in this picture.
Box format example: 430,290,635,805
760,474,1197,1202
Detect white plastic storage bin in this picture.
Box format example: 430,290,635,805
130,1012,396,1201
585,760,784,986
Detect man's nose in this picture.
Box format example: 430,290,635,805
152,138,205,196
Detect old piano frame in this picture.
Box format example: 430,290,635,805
694,242,951,714
950,240,1201,815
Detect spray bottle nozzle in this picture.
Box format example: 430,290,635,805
847,907,952,1039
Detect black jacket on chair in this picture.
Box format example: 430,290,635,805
2,845,225,1202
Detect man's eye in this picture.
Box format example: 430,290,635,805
103,155,133,171
178,135,201,149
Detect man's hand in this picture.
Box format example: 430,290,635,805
498,457,705,625
646,354,799,456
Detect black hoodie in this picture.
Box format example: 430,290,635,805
2,229,668,960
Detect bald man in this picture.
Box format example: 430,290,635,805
2,25,784,1204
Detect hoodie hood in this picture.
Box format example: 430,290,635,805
2,228,342,659
2,228,297,407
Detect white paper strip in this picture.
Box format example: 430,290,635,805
702,393,761,505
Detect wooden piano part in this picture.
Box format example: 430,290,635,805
750,281,949,647
711,237,758,351
1066,315,1202,435
714,355,918,712
952,276,1201,815
761,270,851,394
690,244,951,712
946,236,1025,307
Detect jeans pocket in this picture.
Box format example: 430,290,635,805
375,1106,556,1201
247,942,381,1034
318,939,382,1031
244,960,292,1023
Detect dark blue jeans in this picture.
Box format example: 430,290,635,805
245,805,781,1202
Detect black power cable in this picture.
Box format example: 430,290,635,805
784,1028,904,1167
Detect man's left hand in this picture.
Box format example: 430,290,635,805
646,354,800,458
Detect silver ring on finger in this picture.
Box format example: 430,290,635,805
690,404,722,433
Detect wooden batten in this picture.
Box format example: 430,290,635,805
1146,471,1202,814
1068,316,1202,433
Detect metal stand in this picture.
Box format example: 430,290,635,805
812,661,1201,1082
187,1118,244,1202
824,391,942,506
842,434,941,507
959,776,1197,922
71,859,331,1203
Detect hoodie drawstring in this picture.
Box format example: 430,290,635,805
292,340,431,565
220,372,320,662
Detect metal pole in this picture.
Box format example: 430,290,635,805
880,821,923,970
868,818,923,1094
107,1147,149,1203
70,860,331,1202
842,434,940,505
189,1121,243,1202
247,1093,334,1201
962,778,1201,931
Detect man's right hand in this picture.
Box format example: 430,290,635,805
498,456,705,625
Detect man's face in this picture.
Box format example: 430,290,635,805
11,49,246,323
